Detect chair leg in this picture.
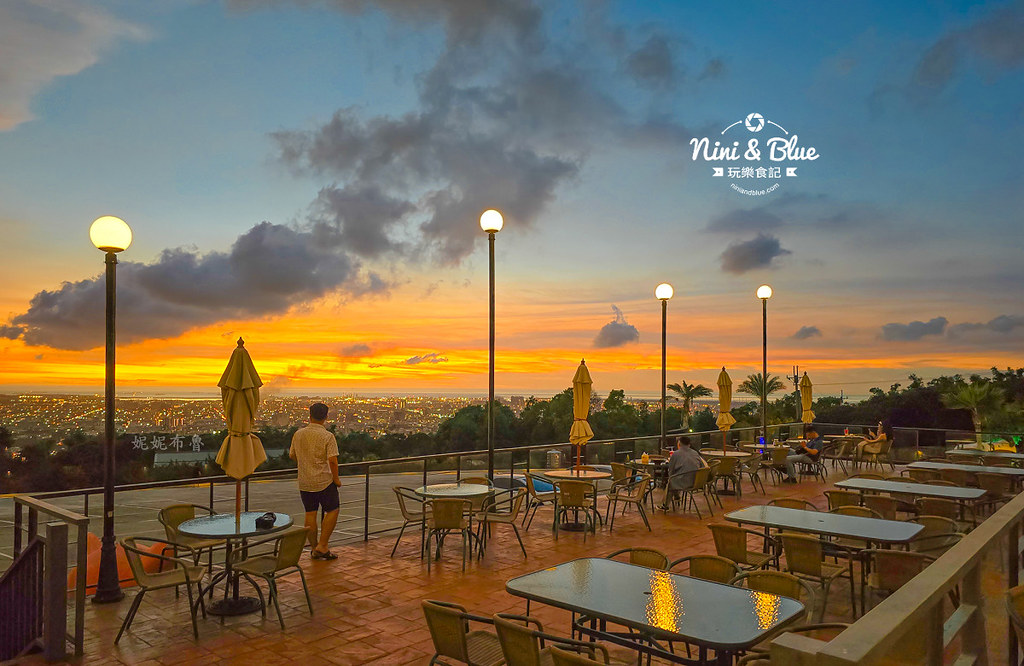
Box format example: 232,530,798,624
511,524,527,558
297,568,314,614
194,581,207,619
608,498,617,532
390,521,408,557
115,590,146,644
269,578,285,629
638,503,651,531
185,581,199,639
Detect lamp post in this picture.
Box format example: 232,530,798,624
756,284,773,445
90,215,132,604
480,209,503,480
655,283,674,450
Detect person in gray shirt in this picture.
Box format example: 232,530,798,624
658,435,707,510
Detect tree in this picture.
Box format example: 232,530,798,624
941,381,1004,442
666,381,713,429
739,373,787,428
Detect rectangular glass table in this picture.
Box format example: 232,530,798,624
907,461,1024,476
506,557,805,665
725,505,923,544
835,478,987,501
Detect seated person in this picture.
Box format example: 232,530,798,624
785,426,824,483
658,435,707,509
856,420,892,459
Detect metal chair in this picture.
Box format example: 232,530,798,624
391,486,426,557
494,614,611,666
823,490,860,511
729,570,817,604
858,549,933,612
668,466,715,518
829,505,881,519
604,474,653,531
909,515,964,557
552,479,598,539
781,533,857,620
940,467,977,487
157,503,225,583
975,472,1016,514
231,526,313,628
116,537,206,643
422,600,503,666
713,456,743,498
475,487,528,558
906,468,942,483
425,498,474,571
605,547,669,570
768,498,819,511
669,555,740,584
708,523,778,571
742,456,768,494
862,495,899,521
915,497,973,531
522,473,555,530
549,644,611,665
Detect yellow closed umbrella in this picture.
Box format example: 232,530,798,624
569,359,595,473
215,338,267,520
716,367,737,452
800,372,815,424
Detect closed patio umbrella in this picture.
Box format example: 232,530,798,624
716,367,737,452
800,372,815,424
569,359,594,474
215,338,267,521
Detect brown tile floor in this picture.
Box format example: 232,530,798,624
18,465,1014,664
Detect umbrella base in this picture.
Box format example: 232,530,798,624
208,597,262,616
559,522,589,532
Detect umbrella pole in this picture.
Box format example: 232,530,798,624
235,480,242,525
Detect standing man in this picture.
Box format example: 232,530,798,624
289,402,340,560
658,435,707,510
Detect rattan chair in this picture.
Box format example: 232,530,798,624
230,526,313,628
668,554,740,583
975,472,1017,514
391,486,426,557
157,503,225,582
549,644,611,665
767,448,789,484
909,515,964,557
422,600,503,666
475,487,528,558
714,455,744,498
862,495,899,521
708,523,778,571
823,490,861,511
940,467,977,487
604,474,653,531
116,537,206,643
829,505,881,519
523,473,556,530
742,456,768,494
848,473,885,481
781,533,857,621
730,570,816,604
915,497,972,528
858,549,932,612
553,479,598,539
605,547,669,570
768,498,819,511
494,614,611,666
906,468,943,483
426,498,474,571
667,466,715,518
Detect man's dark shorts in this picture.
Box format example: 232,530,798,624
300,484,339,513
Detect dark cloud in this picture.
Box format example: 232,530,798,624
948,314,1024,337
339,343,372,357
311,184,414,258
625,34,675,87
719,233,791,274
792,326,822,340
0,324,23,339
7,222,382,350
705,208,784,234
880,316,948,341
404,352,448,365
593,305,639,348
698,57,726,81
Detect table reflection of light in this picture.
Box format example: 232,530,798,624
645,570,683,632
749,590,781,629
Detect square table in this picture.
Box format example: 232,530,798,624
725,505,922,544
835,478,986,501
506,558,804,665
907,461,1024,477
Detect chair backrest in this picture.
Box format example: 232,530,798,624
983,457,1014,467
940,468,975,486
824,490,861,510
976,472,1012,494
705,459,721,482
394,486,425,520
499,487,527,519
849,473,885,480
493,614,543,666
915,498,958,519
781,533,826,577
910,516,961,552
525,474,549,499
862,495,899,520
120,537,155,587
621,474,652,501
907,469,943,483
274,526,311,569
731,570,808,601
422,600,471,662
715,456,738,476
549,644,609,666
923,479,958,487
428,498,470,530
865,550,931,593
670,555,740,584
829,505,881,519
771,449,789,466
690,465,712,490
610,462,629,482
460,476,492,487
768,498,818,511
946,453,977,464
605,547,669,570
158,504,198,540
708,524,752,564
556,479,592,508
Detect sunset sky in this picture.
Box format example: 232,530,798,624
1,0,1022,399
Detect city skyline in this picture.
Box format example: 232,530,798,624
1,1,1021,396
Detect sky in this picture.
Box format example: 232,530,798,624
0,0,1022,400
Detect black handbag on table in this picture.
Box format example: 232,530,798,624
254,512,276,529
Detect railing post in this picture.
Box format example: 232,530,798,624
43,522,69,662
423,459,428,488
962,562,989,665
209,481,214,513
455,455,461,482
14,501,22,556
1010,521,1020,666
75,523,87,656
363,464,370,542
27,507,38,545
83,492,89,519
244,478,250,512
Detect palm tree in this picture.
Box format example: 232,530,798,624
667,381,713,429
738,373,787,426
941,382,1004,444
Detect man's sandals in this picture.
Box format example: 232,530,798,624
311,548,338,560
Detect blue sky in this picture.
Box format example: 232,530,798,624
0,0,1021,395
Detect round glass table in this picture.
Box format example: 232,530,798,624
414,483,493,498
179,511,293,616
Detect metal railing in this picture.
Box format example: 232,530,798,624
8,496,90,660
771,488,1024,665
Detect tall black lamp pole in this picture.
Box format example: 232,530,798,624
90,216,132,604
756,284,773,444
480,209,503,480
655,283,673,449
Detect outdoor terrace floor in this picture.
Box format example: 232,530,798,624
15,463,1015,665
